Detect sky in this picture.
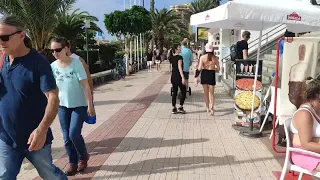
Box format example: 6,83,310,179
74,0,229,40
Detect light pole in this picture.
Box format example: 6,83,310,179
124,0,130,75
139,0,143,70
133,0,138,71
84,18,90,66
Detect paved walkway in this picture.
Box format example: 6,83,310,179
18,62,282,180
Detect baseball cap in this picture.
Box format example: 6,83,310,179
205,43,213,53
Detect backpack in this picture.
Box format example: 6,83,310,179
230,42,238,62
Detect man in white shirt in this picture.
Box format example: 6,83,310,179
66,42,94,93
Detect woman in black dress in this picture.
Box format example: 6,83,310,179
169,44,186,114
195,43,220,116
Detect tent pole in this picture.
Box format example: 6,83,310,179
240,22,263,137
250,30,262,120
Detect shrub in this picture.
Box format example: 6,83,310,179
76,50,102,73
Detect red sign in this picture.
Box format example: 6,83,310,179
287,12,301,21
205,14,210,20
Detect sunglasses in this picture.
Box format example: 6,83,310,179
50,47,65,53
0,31,22,42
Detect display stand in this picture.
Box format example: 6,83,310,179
232,59,263,137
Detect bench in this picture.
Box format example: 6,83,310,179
91,69,114,87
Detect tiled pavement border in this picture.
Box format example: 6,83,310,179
34,73,170,180
89,82,283,179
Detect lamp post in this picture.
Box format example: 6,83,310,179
129,0,133,74
139,0,143,70
133,0,138,71
84,18,90,66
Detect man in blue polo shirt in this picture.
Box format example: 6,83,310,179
180,39,193,90
0,16,67,179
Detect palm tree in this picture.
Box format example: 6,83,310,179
0,0,76,50
183,0,220,23
54,8,102,47
149,0,155,50
150,8,187,54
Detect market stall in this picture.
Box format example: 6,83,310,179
190,0,320,139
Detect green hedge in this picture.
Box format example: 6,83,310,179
76,50,102,74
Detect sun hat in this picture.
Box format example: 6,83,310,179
205,43,213,53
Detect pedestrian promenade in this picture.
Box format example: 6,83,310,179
18,62,282,180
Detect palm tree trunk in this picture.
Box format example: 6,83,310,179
150,0,155,52
154,38,158,49
150,0,154,11
158,32,164,55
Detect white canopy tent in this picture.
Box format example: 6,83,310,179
190,0,320,121
190,0,320,32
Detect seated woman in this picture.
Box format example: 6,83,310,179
291,76,320,172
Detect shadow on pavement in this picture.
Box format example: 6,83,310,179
52,137,210,155
75,155,276,180
24,137,210,171
93,91,232,109
186,108,234,116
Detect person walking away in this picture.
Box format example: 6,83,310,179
146,49,153,72
195,47,204,70
170,44,187,114
167,46,174,72
155,50,162,72
0,16,67,179
236,31,251,60
50,37,95,176
180,40,193,91
195,43,220,116
120,55,126,79
197,48,202,61
66,41,93,94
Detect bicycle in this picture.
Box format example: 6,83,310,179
113,58,126,80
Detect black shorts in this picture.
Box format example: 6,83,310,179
183,71,189,80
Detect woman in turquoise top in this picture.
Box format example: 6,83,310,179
50,37,95,176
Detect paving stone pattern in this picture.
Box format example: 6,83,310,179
17,62,281,180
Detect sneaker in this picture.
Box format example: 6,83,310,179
178,107,186,114
77,155,90,172
172,107,178,114
64,163,78,176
